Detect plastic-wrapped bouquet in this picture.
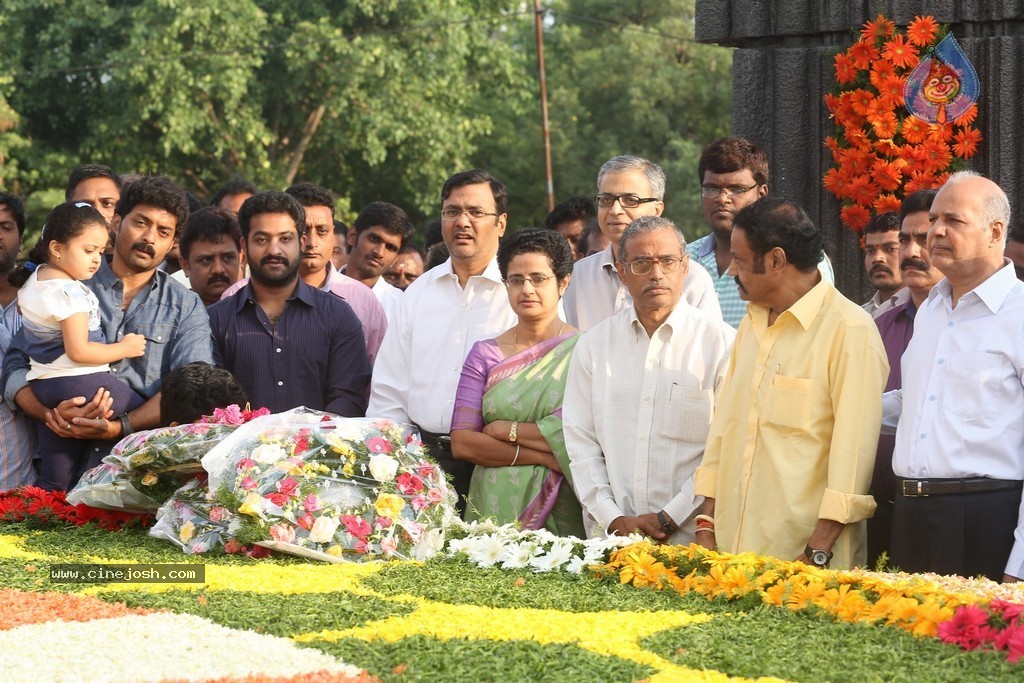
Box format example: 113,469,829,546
149,478,240,554
67,405,269,512
201,407,457,563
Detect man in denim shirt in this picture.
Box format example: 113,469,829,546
3,176,213,474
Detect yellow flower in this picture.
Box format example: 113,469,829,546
325,545,343,557
179,521,195,544
140,473,159,487
238,492,262,517
374,493,406,519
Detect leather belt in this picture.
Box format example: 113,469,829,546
898,477,1023,498
417,428,452,452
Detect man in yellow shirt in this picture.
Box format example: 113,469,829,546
694,197,888,569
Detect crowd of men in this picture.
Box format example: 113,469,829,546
1,135,1023,584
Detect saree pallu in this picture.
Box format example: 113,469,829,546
452,333,585,537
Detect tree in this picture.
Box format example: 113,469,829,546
476,0,733,236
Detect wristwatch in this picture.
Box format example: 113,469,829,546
804,544,833,568
656,511,678,535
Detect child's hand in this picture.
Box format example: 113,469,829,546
120,333,147,358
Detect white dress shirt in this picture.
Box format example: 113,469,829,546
368,258,517,433
883,261,1024,575
370,275,404,322
564,301,735,543
562,245,722,330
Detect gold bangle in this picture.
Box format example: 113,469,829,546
508,421,518,443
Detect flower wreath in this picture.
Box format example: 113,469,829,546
823,15,983,231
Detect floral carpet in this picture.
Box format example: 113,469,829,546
1,517,1023,682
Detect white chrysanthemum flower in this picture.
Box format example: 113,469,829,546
467,534,505,568
529,540,575,572
500,541,540,569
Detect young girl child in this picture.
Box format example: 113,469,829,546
9,202,147,490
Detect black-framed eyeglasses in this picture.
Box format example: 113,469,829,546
504,274,556,288
627,256,685,275
700,184,757,198
440,207,501,221
594,193,660,209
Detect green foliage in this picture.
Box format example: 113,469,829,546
642,605,1022,682
0,0,729,238
367,556,727,613
310,635,654,683
478,0,732,235
100,589,413,636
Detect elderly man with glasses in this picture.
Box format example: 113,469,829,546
368,169,517,511
564,215,735,543
686,137,835,328
561,155,722,331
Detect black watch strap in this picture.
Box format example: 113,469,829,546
656,511,678,534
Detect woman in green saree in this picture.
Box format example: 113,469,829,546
450,229,585,536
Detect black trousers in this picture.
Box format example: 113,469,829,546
891,484,1022,581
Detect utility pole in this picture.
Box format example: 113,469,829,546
534,0,555,212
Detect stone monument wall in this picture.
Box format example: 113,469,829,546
696,0,1024,299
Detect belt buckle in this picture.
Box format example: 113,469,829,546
437,435,452,448
902,480,927,497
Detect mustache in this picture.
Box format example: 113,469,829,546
260,256,289,267
206,274,231,286
900,257,930,272
131,241,156,257
734,276,747,294
870,264,893,275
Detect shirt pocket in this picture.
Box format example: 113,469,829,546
140,322,175,388
668,383,715,442
941,351,1014,426
763,373,815,433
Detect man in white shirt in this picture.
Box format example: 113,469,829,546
883,171,1024,582
562,155,721,330
564,216,735,543
368,170,518,508
344,202,412,320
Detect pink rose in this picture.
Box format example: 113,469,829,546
354,539,369,554
410,495,428,511
426,488,445,503
224,538,244,554
396,472,425,495
209,507,228,523
418,464,437,479
296,511,315,530
247,545,271,558
239,476,257,490
365,436,392,454
303,494,322,512
374,516,393,529
277,477,299,497
342,515,372,539
269,523,296,543
264,492,289,508
236,458,256,471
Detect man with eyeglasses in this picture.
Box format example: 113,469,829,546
368,169,518,511
565,215,734,543
561,155,721,331
694,198,887,570
686,138,835,328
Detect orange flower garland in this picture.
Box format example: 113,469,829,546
824,15,982,231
